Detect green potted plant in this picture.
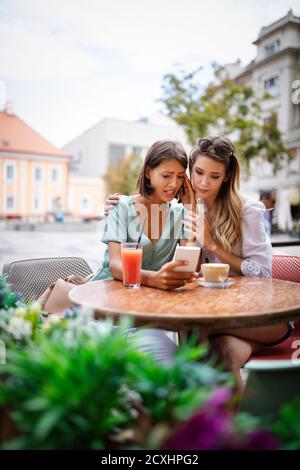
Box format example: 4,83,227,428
0,312,231,449
0,276,283,450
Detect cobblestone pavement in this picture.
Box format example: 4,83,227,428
0,224,299,274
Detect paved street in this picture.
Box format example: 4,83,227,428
0,223,299,275
0,223,106,273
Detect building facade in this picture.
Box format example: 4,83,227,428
68,175,105,220
63,114,190,178
235,10,300,216
0,105,105,220
0,105,70,219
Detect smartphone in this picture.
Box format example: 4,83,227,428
172,245,201,272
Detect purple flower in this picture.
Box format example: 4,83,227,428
164,388,235,450
164,409,233,450
163,387,280,451
205,387,234,411
236,430,280,450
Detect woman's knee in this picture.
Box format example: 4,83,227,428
209,334,258,371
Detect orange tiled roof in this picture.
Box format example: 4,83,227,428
0,111,70,158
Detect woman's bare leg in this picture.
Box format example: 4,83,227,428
209,335,261,395
215,323,289,346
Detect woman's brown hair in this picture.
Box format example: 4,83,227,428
137,140,188,199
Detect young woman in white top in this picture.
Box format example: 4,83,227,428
105,136,292,392
181,136,292,392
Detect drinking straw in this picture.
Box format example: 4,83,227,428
136,218,146,247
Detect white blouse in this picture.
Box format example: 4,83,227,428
201,200,272,278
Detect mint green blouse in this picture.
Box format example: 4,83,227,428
92,195,187,281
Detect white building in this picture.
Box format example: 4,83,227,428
234,10,300,215
63,114,190,178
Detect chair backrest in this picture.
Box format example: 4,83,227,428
272,255,300,283
2,257,92,303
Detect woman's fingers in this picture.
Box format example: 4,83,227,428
185,210,206,231
162,278,197,289
105,193,120,203
183,225,197,238
183,223,204,246
160,261,198,279
104,205,114,216
165,271,198,280
163,280,187,288
164,261,197,275
181,176,196,206
163,260,188,271
183,178,192,195
183,218,196,227
184,175,194,192
104,193,121,215
187,210,199,221
107,197,120,204
184,212,198,228
183,219,198,233
183,226,196,237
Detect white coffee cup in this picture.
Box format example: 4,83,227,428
201,263,230,283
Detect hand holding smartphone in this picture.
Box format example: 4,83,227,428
172,245,201,272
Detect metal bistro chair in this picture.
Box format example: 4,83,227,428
240,255,300,418
2,258,180,366
249,255,300,361
2,257,92,304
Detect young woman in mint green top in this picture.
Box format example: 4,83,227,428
92,195,187,281
92,140,199,289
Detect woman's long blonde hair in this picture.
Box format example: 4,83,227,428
189,136,243,252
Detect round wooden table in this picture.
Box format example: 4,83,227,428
69,277,300,332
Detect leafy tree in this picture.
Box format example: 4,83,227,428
104,153,142,195
160,64,290,171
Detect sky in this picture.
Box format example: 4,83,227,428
0,0,299,147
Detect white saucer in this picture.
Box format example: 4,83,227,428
197,277,234,288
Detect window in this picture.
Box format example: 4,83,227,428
292,99,300,128
6,165,14,181
261,160,274,177
33,197,39,210
32,189,43,211
4,162,16,181
288,149,300,175
70,152,82,172
51,168,59,182
34,167,42,181
264,75,279,97
82,198,88,208
108,144,126,166
80,196,92,214
6,196,14,210
52,196,62,210
265,39,280,58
